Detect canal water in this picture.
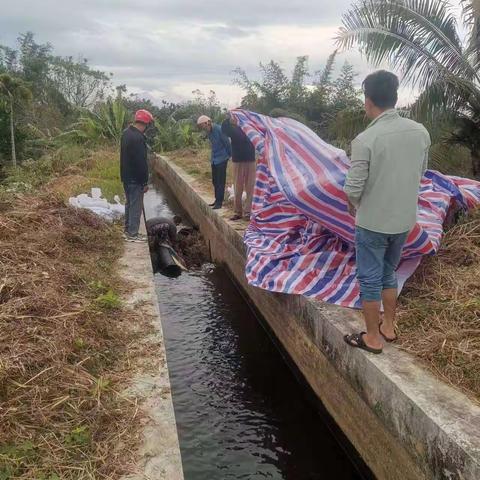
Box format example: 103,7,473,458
144,181,368,480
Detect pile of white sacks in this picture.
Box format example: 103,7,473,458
68,188,124,221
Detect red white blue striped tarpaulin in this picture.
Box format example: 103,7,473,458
229,109,480,309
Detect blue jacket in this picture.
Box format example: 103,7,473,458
208,123,231,165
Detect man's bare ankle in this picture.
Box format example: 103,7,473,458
364,332,383,348
381,319,395,331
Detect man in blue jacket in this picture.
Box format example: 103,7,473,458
197,115,231,209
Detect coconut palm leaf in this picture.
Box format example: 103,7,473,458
462,0,480,72
337,0,480,89
337,0,480,177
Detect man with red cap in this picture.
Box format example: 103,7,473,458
120,109,154,242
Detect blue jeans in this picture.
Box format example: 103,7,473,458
355,227,408,302
124,183,144,236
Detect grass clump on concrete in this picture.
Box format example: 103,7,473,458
398,209,480,402
0,192,142,479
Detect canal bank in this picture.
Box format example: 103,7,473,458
152,154,480,480
144,183,368,479
119,221,184,480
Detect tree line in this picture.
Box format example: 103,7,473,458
0,32,363,168
2,0,480,182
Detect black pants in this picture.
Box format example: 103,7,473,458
211,161,227,206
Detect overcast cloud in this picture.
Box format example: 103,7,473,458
0,0,392,106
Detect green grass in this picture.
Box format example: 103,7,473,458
73,147,124,201
95,290,121,310
1,143,124,202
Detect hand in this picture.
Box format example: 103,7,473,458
143,185,149,193
347,201,356,217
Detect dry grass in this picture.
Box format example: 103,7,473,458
45,174,88,199
0,193,146,479
398,208,480,402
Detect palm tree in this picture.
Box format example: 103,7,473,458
0,74,31,167
336,0,480,178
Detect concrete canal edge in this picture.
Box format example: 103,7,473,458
153,154,480,480
119,226,184,480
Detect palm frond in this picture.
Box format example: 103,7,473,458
58,99,128,145
337,0,480,89
462,0,480,72
412,78,472,123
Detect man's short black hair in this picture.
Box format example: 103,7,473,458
362,70,399,109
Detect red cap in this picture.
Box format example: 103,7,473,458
134,109,154,124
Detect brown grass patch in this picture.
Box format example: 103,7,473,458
398,209,480,402
45,174,88,198
0,193,144,479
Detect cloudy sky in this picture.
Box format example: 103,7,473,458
0,0,415,107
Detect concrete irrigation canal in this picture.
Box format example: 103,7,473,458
130,154,480,480
143,179,370,480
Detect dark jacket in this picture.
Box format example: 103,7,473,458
120,125,149,185
221,119,255,162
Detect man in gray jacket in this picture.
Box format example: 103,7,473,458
343,70,430,354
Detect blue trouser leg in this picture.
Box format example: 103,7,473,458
123,183,144,236
355,227,408,302
383,231,409,290
124,186,130,233
212,161,227,206
211,163,217,200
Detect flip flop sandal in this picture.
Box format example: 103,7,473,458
344,332,383,354
379,322,398,343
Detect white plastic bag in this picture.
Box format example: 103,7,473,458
227,184,235,200
227,184,247,202
68,188,125,221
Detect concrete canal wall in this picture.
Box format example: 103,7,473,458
152,154,480,480
119,223,184,480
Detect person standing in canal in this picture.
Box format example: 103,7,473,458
197,115,231,210
120,109,154,242
343,70,430,354
221,114,256,221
